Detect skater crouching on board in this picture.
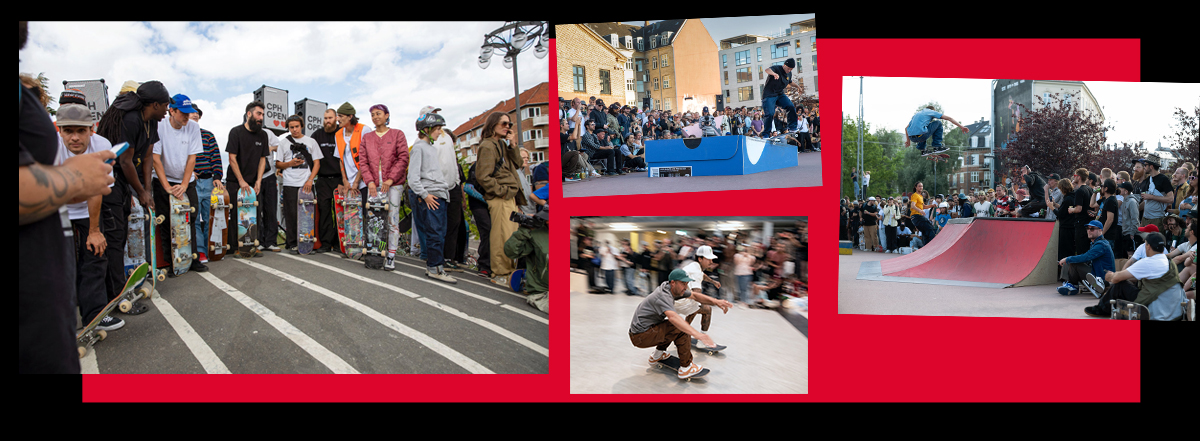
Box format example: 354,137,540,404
677,245,733,352
629,269,722,379
904,106,968,156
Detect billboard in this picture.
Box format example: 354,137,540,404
62,79,110,125
992,79,1032,150
253,85,289,135
294,98,327,136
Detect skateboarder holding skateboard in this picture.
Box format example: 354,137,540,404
630,269,725,379
277,115,323,252
225,101,272,257
407,112,457,283
904,106,969,156
152,93,208,275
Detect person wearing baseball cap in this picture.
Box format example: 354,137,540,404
1139,157,1175,234
1058,220,1116,297
676,245,732,352
56,95,124,333
1085,231,1182,318
629,268,721,379
152,93,208,275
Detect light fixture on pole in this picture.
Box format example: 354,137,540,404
478,21,549,152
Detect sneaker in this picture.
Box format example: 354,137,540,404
1083,274,1105,298
257,245,266,251
198,252,208,263
384,256,395,271
95,315,125,331
1084,306,1107,318
267,245,281,252
677,362,706,379
190,260,208,272
426,266,458,284
1057,282,1079,296
648,351,671,365
922,146,950,156
490,275,509,288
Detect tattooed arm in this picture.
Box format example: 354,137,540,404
19,150,116,226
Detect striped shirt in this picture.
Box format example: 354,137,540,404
195,128,222,180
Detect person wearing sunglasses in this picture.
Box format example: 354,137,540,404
474,112,526,287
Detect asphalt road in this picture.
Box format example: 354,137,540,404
81,251,549,374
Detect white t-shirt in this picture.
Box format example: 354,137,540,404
56,133,113,220
975,200,992,216
1126,252,1170,281
275,134,324,188
600,245,619,270
673,260,704,316
153,118,203,184
333,128,364,189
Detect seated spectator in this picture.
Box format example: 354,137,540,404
620,135,646,171
1085,231,1183,319
1059,220,1116,296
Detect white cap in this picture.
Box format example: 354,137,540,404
939,202,949,208
695,245,717,260
867,197,876,201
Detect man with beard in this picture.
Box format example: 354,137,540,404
95,80,171,314
310,109,343,253
629,269,724,379
225,101,271,257
1139,159,1175,233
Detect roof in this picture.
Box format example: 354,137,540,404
636,19,687,45
452,81,549,137
965,119,992,142
585,22,641,48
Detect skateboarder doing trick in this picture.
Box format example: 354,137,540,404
904,106,968,156
630,269,726,379
761,58,800,141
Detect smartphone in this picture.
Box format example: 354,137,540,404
105,142,129,164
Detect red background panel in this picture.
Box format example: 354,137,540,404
83,38,1144,403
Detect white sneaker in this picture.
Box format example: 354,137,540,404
677,362,706,379
1083,274,1105,298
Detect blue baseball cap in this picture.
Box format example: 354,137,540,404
169,94,197,113
1086,220,1103,229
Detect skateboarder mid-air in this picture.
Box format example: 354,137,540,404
904,106,969,156
629,269,727,379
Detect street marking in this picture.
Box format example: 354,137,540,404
238,258,505,372
81,348,98,374
197,272,359,374
319,253,549,325
151,291,233,374
275,253,549,357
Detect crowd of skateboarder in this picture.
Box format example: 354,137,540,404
20,22,549,373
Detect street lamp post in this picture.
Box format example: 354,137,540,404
478,21,548,152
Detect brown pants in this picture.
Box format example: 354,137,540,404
863,224,880,251
686,305,712,332
630,320,693,368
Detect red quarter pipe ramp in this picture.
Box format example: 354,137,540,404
879,217,1059,287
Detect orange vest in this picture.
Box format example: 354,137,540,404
335,123,364,165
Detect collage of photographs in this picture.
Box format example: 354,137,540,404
16,18,1187,402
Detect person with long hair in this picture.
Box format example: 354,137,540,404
909,182,939,243
474,112,527,286
1054,177,1078,262
357,104,409,271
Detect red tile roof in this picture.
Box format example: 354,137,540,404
453,82,549,137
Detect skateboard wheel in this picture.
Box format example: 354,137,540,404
190,207,196,213
139,285,153,299
78,347,87,359
157,272,166,282
119,300,132,313
254,201,259,206
254,240,260,246
156,215,165,224
97,330,107,341
192,253,198,259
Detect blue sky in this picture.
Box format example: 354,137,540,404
20,21,549,167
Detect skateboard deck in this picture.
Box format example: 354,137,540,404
208,186,232,262
146,203,166,282
77,262,150,358
342,188,364,259
692,342,727,355
363,191,389,268
169,193,195,276
653,355,710,381
236,188,260,258
124,196,148,277
334,187,347,255
923,153,950,160
297,187,317,254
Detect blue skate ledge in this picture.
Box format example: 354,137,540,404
644,136,797,177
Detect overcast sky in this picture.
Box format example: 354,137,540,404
20,21,548,168
842,76,1200,149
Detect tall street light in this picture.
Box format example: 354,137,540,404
479,21,548,151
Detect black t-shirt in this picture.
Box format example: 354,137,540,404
18,83,78,373
1097,195,1120,240
225,125,271,184
1024,173,1046,202
561,130,572,154
1148,173,1173,198
109,108,159,185
1056,192,1075,226
310,129,341,177
862,204,879,224
763,65,791,98
1072,185,1094,227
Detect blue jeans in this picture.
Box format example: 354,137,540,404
622,267,641,295
911,214,937,244
761,95,797,134
196,178,213,256
737,274,753,303
409,189,447,268
909,120,943,151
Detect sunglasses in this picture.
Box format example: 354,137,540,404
497,121,512,128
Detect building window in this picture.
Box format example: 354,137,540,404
573,65,585,92
662,54,669,67
637,37,643,51
627,78,634,91
811,54,817,70
795,40,803,53
664,99,671,111
625,37,633,50
738,86,753,102
757,47,762,62
723,71,728,86
795,57,802,73
814,76,818,92
651,56,657,70
971,172,979,183
758,65,763,80
811,36,817,51
971,136,978,148
599,69,611,95
636,59,643,72
609,35,618,47
653,77,658,90
735,50,750,66
662,32,671,44
523,129,543,140
530,151,546,163
663,75,670,89
771,43,788,58
725,89,730,99
721,54,727,68
525,107,541,119
650,35,656,48
636,78,644,93
626,59,634,71
736,67,751,83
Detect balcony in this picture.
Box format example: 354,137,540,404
533,137,549,149
530,114,548,127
